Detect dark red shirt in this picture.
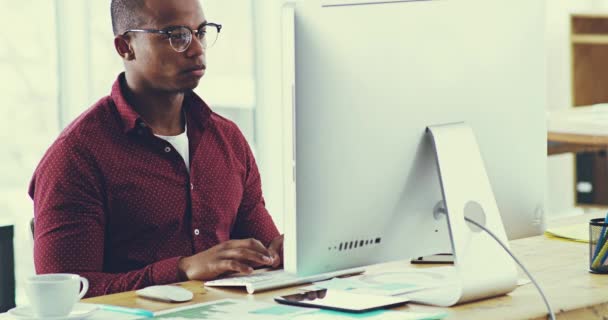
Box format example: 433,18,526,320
28,73,279,297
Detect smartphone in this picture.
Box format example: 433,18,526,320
274,289,410,313
411,253,454,264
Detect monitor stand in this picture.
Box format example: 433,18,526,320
404,122,518,306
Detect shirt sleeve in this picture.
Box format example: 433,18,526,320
232,140,280,247
29,140,182,298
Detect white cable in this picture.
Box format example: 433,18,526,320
462,215,556,320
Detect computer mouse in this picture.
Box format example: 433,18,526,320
136,285,194,302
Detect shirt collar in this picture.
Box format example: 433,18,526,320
110,72,212,134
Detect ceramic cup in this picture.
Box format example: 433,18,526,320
25,274,89,318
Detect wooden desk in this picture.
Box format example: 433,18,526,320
548,131,608,156
82,214,608,320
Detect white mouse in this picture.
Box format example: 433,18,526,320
136,285,194,302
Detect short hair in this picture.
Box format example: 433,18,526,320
110,0,146,36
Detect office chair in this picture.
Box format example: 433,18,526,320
0,225,16,312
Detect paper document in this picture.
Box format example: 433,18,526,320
145,298,446,320
313,309,447,320
151,299,313,319
544,224,588,243
86,309,143,320
300,276,428,296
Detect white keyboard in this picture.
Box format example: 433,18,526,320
204,267,365,294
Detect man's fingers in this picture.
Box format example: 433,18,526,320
269,235,284,254
220,248,273,266
268,235,284,268
218,260,253,274
226,238,271,257
268,248,281,268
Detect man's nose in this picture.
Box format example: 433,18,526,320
186,34,205,58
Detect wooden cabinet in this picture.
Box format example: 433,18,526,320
572,14,608,205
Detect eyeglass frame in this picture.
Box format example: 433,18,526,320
122,22,222,52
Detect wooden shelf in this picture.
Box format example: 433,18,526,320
570,14,608,206
549,132,608,145
572,13,608,19
572,34,608,44
548,129,608,156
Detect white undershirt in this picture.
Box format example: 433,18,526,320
155,124,190,173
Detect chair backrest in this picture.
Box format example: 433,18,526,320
0,225,16,312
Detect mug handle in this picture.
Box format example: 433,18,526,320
78,277,89,300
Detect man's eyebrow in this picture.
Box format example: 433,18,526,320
159,24,180,30
158,21,207,31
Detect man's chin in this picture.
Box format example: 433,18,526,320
177,78,202,91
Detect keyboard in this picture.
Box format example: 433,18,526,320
204,267,366,294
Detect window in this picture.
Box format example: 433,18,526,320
1,0,59,305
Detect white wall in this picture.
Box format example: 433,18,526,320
545,0,594,217
252,1,290,232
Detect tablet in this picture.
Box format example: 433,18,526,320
274,289,410,313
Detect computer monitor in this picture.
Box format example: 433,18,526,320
282,0,545,306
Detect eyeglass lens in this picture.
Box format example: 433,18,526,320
169,26,219,52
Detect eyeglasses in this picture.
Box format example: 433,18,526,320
123,22,222,52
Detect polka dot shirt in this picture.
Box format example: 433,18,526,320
28,73,280,298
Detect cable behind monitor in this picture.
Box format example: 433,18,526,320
459,214,556,320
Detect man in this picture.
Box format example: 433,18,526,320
29,0,283,298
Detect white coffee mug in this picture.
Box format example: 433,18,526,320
25,274,89,318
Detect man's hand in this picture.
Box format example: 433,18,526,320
268,234,284,268
178,238,275,281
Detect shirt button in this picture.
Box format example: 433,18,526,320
164,146,172,153
190,183,194,190
194,229,200,236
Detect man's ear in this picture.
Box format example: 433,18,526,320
114,35,135,60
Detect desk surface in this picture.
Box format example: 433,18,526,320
78,214,607,320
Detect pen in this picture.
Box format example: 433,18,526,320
592,242,608,269
592,212,608,262
600,234,608,266
592,216,608,269
98,304,154,318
